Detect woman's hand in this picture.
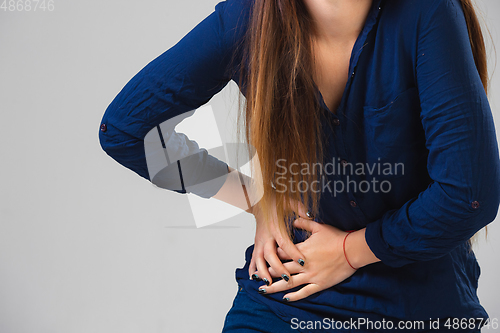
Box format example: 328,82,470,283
257,218,357,302
248,191,311,286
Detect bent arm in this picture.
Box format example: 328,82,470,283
363,0,500,267
98,1,237,198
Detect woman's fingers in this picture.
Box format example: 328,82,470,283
276,247,292,261
258,270,309,294
248,255,257,280
293,199,315,221
249,194,321,287
258,273,324,302
255,247,272,286
263,241,292,284
283,283,322,302
268,260,304,278
293,217,319,233
275,234,306,267
274,197,316,267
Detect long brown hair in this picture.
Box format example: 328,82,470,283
232,0,493,248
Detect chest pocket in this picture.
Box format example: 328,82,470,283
363,86,424,159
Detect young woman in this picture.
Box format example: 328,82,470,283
99,0,500,332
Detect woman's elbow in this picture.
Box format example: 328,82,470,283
471,164,500,228
98,120,151,181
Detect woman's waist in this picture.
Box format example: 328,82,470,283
235,243,485,321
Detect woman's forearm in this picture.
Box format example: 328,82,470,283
345,228,381,269
212,165,255,214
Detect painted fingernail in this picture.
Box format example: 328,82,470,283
283,296,290,302
281,274,290,282
262,278,270,286
306,211,314,219
298,259,305,266
251,274,261,281
258,288,267,294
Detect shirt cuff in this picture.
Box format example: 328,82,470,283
364,218,417,268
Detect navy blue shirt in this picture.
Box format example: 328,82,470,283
99,0,500,331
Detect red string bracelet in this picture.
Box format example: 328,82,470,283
343,230,357,270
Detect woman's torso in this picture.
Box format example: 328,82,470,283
226,0,491,331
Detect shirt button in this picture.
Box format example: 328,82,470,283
100,123,107,132
351,71,355,78
471,201,480,209
333,119,340,126
350,201,357,208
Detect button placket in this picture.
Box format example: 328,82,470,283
326,0,382,221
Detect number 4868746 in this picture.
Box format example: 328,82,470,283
1,0,55,11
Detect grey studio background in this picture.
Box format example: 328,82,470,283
0,0,499,332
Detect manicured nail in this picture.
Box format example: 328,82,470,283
281,274,290,282
262,278,270,286
306,211,314,219
258,288,267,294
298,259,305,266
283,296,290,302
251,273,261,281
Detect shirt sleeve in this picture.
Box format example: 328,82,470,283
98,1,236,198
364,0,500,267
